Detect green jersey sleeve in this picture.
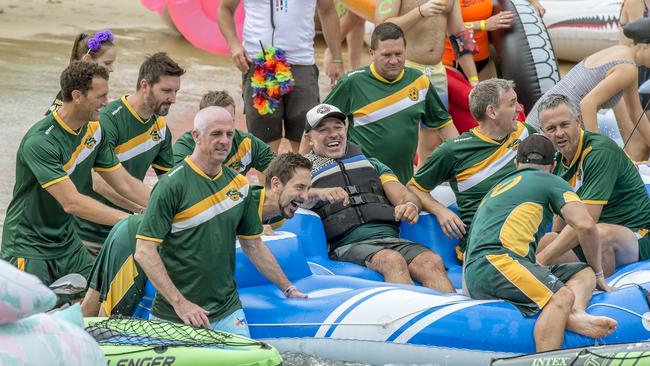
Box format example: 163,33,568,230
577,148,617,204
237,189,264,238
136,181,177,243
152,126,174,173
22,136,68,188
323,76,351,115
94,124,121,170
368,158,399,184
172,132,194,166
251,135,275,172
547,174,581,216
422,84,452,129
410,142,456,192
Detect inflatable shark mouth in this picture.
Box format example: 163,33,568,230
547,15,619,30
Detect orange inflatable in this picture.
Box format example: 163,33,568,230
442,0,492,66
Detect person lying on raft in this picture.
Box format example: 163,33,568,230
375,0,477,168
134,107,307,335
526,17,650,161
81,151,312,318
535,94,650,276
303,103,455,293
46,29,117,116
76,52,184,257
1,61,150,286
408,79,537,262
173,90,275,185
465,134,616,353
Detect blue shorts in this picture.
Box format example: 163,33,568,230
150,308,250,337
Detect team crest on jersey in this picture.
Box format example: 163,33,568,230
84,136,97,149
507,139,522,151
150,130,162,142
228,161,245,172
226,189,242,201
408,87,419,101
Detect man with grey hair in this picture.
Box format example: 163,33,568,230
408,78,537,261
134,106,306,336
536,94,650,275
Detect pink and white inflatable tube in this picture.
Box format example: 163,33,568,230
141,0,245,55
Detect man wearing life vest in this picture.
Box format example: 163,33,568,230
303,103,455,293
134,107,307,335
536,94,650,276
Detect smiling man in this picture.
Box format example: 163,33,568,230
303,103,455,293
134,107,306,335
536,94,650,275
1,61,150,285
75,52,184,257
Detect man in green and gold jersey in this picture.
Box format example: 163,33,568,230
1,61,150,286
408,78,536,261
81,152,312,317
323,22,458,184
134,107,307,336
76,52,184,256
465,134,616,352
536,94,650,275
173,90,274,176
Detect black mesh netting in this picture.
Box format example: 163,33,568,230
85,317,267,348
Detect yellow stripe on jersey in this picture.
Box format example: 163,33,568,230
101,255,138,316
113,118,167,155
121,95,148,124
408,177,430,193
499,202,543,257
432,119,454,130
352,74,430,118
563,191,580,203
369,63,405,84
17,258,25,271
567,146,593,189
270,219,286,229
53,111,81,136
185,157,224,181
135,235,163,244
562,129,585,169
173,174,249,224
456,123,527,184
257,187,266,220
94,163,122,172
41,175,70,189
487,253,554,309
380,173,399,184
63,121,101,173
225,137,252,167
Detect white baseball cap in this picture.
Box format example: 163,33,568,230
305,103,347,132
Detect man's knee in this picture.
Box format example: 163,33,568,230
368,249,408,272
410,251,445,272
548,286,575,312
538,232,558,252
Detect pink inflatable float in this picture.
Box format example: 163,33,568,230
140,0,244,55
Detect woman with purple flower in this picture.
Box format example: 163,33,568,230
46,29,117,115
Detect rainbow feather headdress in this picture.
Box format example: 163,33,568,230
251,45,295,115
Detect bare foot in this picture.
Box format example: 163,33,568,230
567,311,617,338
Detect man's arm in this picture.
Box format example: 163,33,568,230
46,178,129,226
407,183,466,238
317,0,344,84
537,203,603,265
92,171,144,213
436,123,460,140
239,237,307,298
383,180,420,224
134,239,211,328
97,167,151,208
446,1,478,85
217,0,251,73
376,0,444,32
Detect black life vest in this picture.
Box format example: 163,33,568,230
308,144,397,247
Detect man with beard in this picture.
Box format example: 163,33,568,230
81,151,312,317
135,107,307,334
303,103,455,293
75,52,184,256
1,61,150,285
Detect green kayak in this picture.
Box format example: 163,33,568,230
84,317,282,366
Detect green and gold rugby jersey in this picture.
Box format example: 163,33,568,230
466,168,580,265
1,111,120,259
410,122,536,253
249,185,285,229
136,157,263,323
323,64,452,184
554,129,650,231
75,96,174,243
173,129,275,174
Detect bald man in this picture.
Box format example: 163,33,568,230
134,107,306,336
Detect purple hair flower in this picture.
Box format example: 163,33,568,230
86,29,114,53
87,38,101,52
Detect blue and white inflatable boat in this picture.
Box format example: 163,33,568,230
133,165,650,365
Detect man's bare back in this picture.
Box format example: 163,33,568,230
399,0,451,64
